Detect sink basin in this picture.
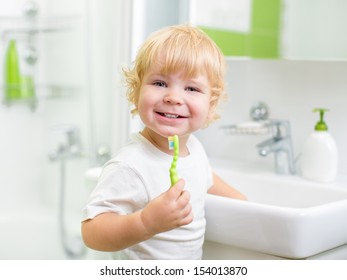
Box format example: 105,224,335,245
85,159,347,259
206,159,347,259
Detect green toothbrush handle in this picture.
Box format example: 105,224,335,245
170,167,180,186
169,135,180,187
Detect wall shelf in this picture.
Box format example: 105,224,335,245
1,84,82,111
1,11,82,112
0,15,81,37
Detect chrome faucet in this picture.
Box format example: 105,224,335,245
48,125,82,161
256,120,295,174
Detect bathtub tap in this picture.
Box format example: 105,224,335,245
48,125,82,161
256,120,295,175
47,124,86,258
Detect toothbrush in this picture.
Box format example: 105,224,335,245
168,135,180,187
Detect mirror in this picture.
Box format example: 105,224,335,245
189,0,347,60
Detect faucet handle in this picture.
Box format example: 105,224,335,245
267,119,291,139
48,124,82,160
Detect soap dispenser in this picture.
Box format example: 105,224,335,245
301,108,338,183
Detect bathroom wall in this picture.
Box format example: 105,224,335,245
196,59,347,178
0,0,87,214
0,0,130,221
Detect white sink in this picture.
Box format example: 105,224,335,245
207,159,347,259
85,159,347,259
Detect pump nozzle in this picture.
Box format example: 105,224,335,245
313,108,329,131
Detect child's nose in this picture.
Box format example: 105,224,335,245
163,90,183,105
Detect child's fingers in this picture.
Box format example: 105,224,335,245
182,200,192,218
167,178,185,200
177,189,190,207
180,204,194,225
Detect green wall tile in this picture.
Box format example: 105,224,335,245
200,0,281,58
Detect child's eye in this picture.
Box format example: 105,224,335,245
153,81,167,87
186,86,200,93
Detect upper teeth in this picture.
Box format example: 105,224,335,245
164,113,179,118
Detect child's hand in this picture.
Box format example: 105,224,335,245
140,179,193,235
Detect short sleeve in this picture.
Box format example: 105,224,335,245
82,161,149,221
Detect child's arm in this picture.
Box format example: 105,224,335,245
208,172,247,200
81,179,192,251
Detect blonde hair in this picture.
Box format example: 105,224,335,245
124,24,226,125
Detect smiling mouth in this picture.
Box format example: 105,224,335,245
156,112,187,119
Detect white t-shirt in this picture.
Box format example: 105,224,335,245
82,133,213,259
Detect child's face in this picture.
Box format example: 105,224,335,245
137,65,212,140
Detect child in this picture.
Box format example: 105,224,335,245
81,24,245,260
